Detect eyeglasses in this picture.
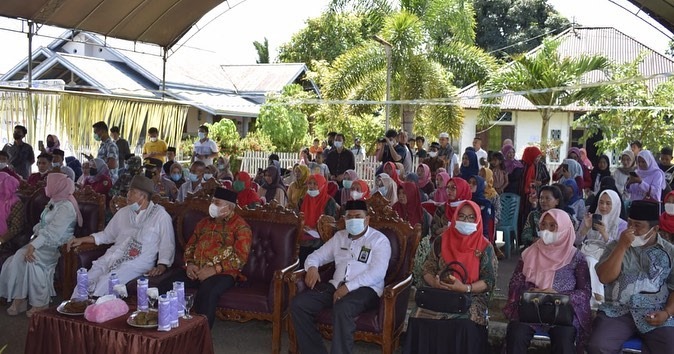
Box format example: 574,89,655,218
446,185,457,191
456,213,476,222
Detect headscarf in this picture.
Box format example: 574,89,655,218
88,158,110,183
46,173,82,226
567,147,582,162
590,190,623,240
636,150,667,190
522,146,542,195
262,165,286,204
234,171,262,207
288,165,310,207
301,174,331,228
480,167,498,199
521,209,577,289
392,182,424,228
0,172,20,235
417,163,432,189
470,175,491,208
588,183,627,220
376,173,398,205
405,173,419,184
562,158,583,181
660,191,674,233
579,148,593,170
591,155,612,191
46,134,61,153
562,179,581,205
460,151,479,180
445,177,472,221
340,169,359,206
383,161,402,186
617,149,636,174
441,201,490,284
351,179,370,200
433,172,451,203
501,144,523,174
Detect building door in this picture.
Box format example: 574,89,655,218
475,125,515,157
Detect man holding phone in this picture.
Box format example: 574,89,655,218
375,129,405,168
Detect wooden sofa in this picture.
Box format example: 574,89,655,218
66,196,304,354
285,193,422,354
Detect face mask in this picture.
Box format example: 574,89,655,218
342,180,353,189
13,132,22,140
90,168,98,176
150,137,158,142
110,168,118,178
396,169,403,176
233,180,245,192
449,200,463,208
307,190,320,198
429,151,438,158
189,173,199,182
93,134,101,142
130,202,141,212
631,227,654,247
0,163,6,169
198,132,206,139
209,203,221,218
52,162,61,168
665,203,674,216
455,221,478,235
218,164,225,170
333,141,343,149
47,141,55,148
376,186,387,196
351,191,364,200
203,173,213,180
538,230,558,245
171,173,182,182
345,218,367,236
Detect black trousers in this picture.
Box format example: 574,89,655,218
158,269,235,328
290,282,379,354
403,317,488,354
506,321,576,354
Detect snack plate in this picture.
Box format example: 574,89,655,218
56,300,90,316
127,310,159,328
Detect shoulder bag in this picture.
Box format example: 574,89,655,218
415,261,472,314
518,291,575,326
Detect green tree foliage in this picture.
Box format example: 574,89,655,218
256,84,311,152
313,105,386,155
253,37,270,64
204,119,240,155
574,55,674,153
480,39,610,146
473,0,570,58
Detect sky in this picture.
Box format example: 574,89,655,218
0,0,671,74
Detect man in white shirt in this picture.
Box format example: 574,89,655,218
473,137,488,165
193,125,219,166
438,132,459,177
290,200,391,354
67,175,175,296
177,161,206,202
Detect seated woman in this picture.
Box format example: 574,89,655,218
167,162,186,189
393,182,430,235
298,174,338,266
383,161,403,186
459,150,480,181
257,166,287,206
431,177,472,240
577,189,626,306
287,165,309,210
215,156,233,181
349,179,370,201
203,164,217,181
467,175,494,241
430,171,451,203
0,173,82,316
233,171,261,209
375,173,398,206
502,144,523,194
522,185,575,246
562,179,586,228
558,158,584,191
417,163,435,196
504,209,591,354
0,172,26,269
404,201,497,354
613,150,635,202
554,148,592,189
589,155,611,198
628,149,666,201
660,191,674,243
490,151,509,194
82,158,113,199
339,169,358,208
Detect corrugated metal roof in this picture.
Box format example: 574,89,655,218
170,90,259,117
219,64,307,93
459,27,674,111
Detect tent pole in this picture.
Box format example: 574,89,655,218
162,47,167,98
27,21,34,88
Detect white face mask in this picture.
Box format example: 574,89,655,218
150,137,158,142
351,191,364,200
209,203,221,218
455,221,478,235
203,173,213,180
538,230,558,245
378,186,388,196
429,151,438,158
333,141,343,149
345,218,367,236
631,227,654,247
307,190,320,198
0,163,6,169
665,203,674,216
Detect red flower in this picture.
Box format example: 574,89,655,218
129,248,140,257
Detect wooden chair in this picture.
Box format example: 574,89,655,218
286,192,422,354
185,178,221,200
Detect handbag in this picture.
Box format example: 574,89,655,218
415,261,472,314
518,292,575,326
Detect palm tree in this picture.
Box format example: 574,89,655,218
479,39,610,146
253,37,270,64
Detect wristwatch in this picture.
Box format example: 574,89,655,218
466,284,472,293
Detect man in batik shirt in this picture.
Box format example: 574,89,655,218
159,187,252,327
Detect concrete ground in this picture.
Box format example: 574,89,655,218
0,255,523,354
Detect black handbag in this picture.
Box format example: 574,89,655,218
518,292,575,326
415,261,472,314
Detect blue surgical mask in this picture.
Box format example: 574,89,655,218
197,132,206,139
307,190,320,198
130,202,141,212
342,180,353,189
93,134,101,142
203,173,213,180
333,141,343,149
52,162,61,168
345,218,367,235
189,173,199,182
378,186,388,196
171,173,182,182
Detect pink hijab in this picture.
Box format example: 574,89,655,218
417,163,432,189
433,172,450,203
46,173,83,226
579,148,593,170
0,172,20,235
521,209,577,289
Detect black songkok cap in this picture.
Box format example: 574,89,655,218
629,200,660,221
345,200,367,211
214,187,237,204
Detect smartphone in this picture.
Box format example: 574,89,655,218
560,163,568,171
592,214,602,230
629,171,639,177
38,140,44,150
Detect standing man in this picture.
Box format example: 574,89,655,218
326,133,356,184
321,132,337,159
376,129,405,170
437,132,459,177
110,126,131,164
142,127,168,163
588,200,674,353
473,137,488,165
290,200,391,354
2,125,34,180
350,138,366,162
163,147,177,175
422,142,444,184
193,125,219,166
415,136,427,158
397,130,413,174
51,149,76,181
91,121,119,171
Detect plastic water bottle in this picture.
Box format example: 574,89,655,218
137,278,149,311
173,281,185,316
76,268,88,300
108,272,119,296
168,290,179,328
157,294,171,332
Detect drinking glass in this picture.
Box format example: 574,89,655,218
183,294,194,319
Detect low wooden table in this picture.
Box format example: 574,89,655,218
25,306,214,354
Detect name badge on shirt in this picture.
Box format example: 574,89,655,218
358,246,371,263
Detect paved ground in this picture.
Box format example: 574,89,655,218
0,255,524,354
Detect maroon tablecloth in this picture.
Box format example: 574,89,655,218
25,306,214,354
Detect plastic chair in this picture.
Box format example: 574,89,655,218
622,336,642,353
496,193,520,259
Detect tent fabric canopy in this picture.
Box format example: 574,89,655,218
625,0,674,35
0,0,225,49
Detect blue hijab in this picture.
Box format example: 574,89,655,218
470,175,494,238
563,178,581,204
460,151,480,180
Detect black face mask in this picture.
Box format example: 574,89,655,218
47,141,55,148
90,168,98,176
13,132,22,140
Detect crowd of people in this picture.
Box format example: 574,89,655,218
0,121,673,353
